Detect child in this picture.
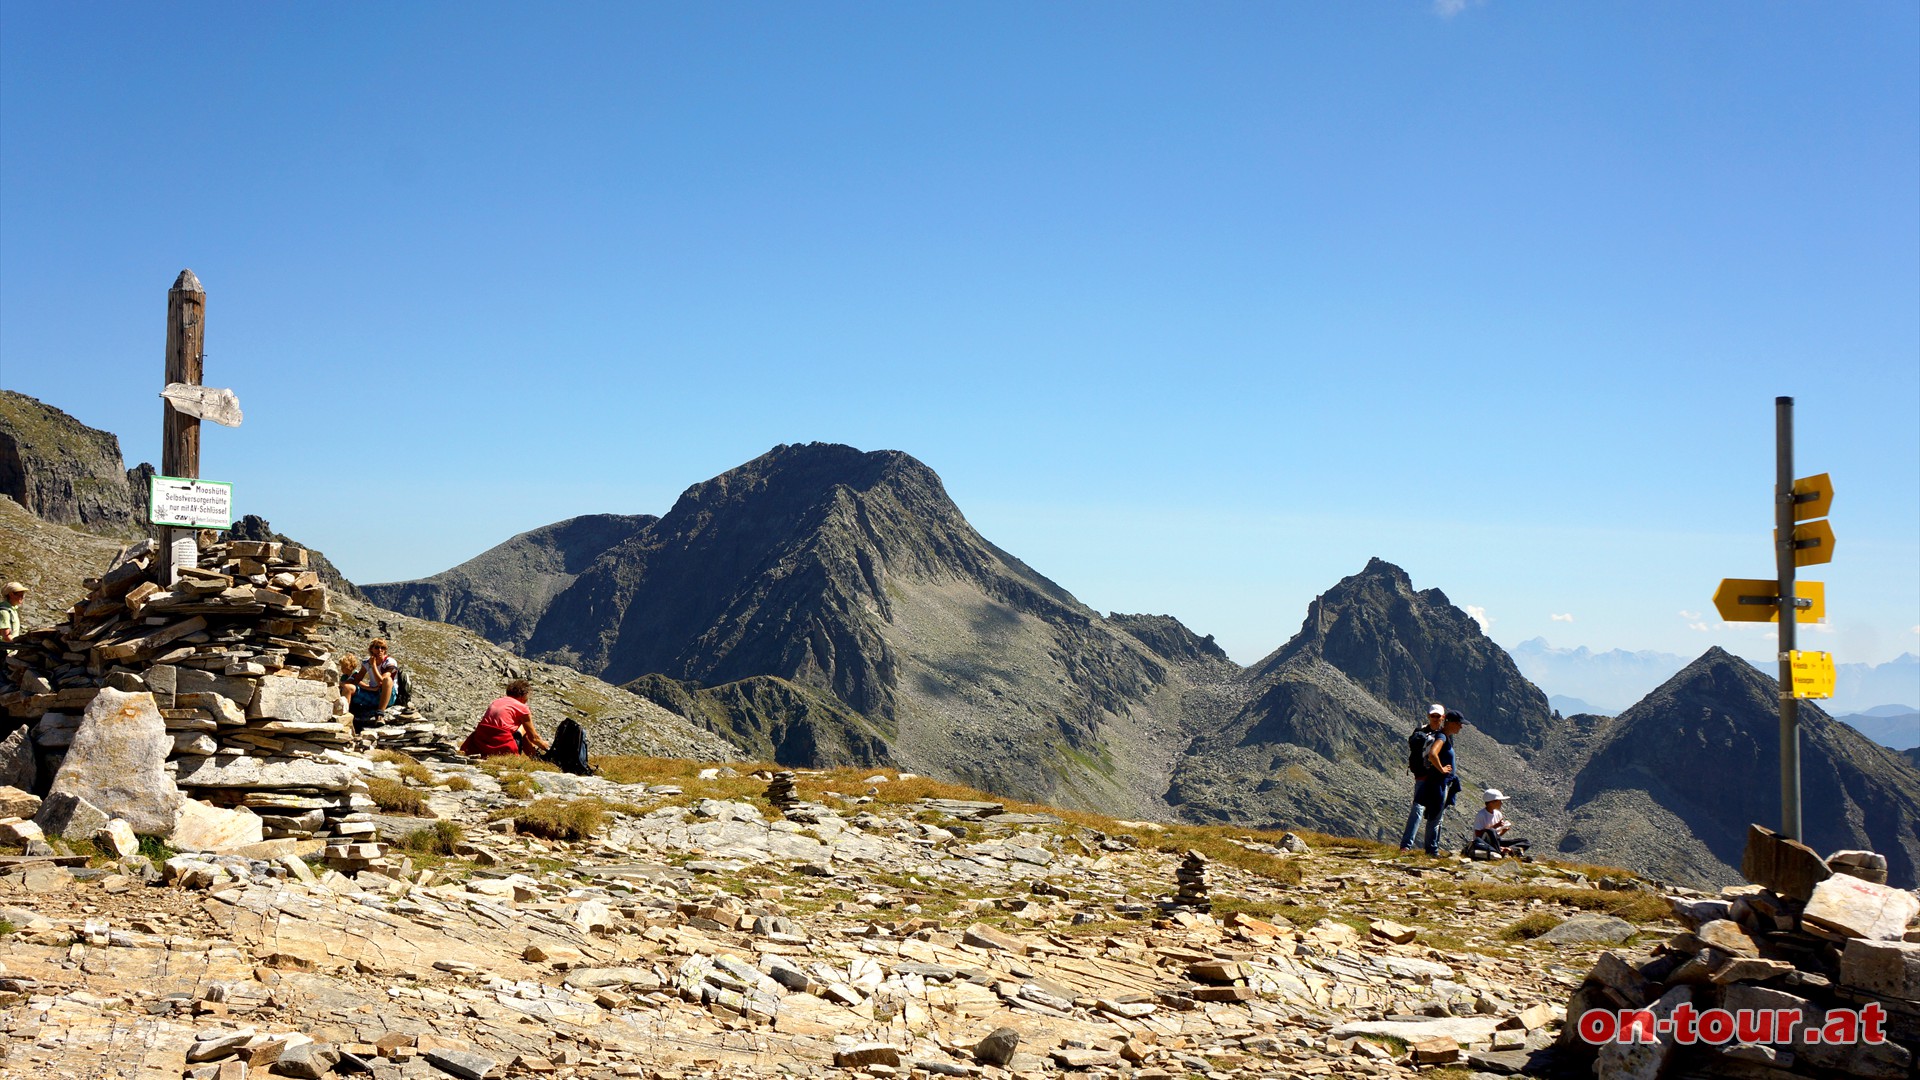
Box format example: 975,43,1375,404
1470,788,1530,859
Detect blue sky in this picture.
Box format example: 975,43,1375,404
3,2,1916,678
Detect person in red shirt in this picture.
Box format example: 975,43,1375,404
460,679,549,759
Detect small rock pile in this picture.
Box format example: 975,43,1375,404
1561,824,1918,1080
765,770,798,814
1171,848,1212,912
0,536,384,858
357,708,460,758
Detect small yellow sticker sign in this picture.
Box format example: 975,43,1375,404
1788,650,1836,699
1713,579,1825,623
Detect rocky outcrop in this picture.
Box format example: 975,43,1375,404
363,513,655,651
0,390,144,537
1108,612,1232,666
1564,647,1920,889
624,673,893,768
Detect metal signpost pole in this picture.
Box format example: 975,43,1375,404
1773,396,1802,841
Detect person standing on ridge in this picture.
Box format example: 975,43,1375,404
1413,710,1468,856
1399,704,1448,852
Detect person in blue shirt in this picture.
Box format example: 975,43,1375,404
1412,710,1466,856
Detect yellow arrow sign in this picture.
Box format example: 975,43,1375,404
1773,519,1836,567
1788,650,1836,699
1791,472,1833,522
1713,579,1826,623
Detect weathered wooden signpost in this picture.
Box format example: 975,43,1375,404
154,270,242,583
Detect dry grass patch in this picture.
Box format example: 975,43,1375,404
443,774,473,792
1442,880,1672,924
1499,911,1565,941
366,777,430,816
495,797,610,841
371,749,433,785
479,754,561,775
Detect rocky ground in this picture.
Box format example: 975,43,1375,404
0,753,1681,1080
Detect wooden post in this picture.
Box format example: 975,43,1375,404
159,270,206,584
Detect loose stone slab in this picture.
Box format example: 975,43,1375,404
1741,824,1830,901
0,784,42,819
1801,873,1920,940
0,725,35,790
171,799,265,853
173,756,359,792
44,688,182,835
248,675,334,725
1331,1017,1503,1044
1839,938,1920,1000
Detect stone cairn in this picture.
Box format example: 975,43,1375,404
0,537,385,863
1560,825,1917,1080
1171,849,1212,912
358,709,459,758
765,770,799,815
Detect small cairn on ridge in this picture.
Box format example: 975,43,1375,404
0,536,385,859
1559,825,1917,1080
1170,848,1212,913
765,770,799,815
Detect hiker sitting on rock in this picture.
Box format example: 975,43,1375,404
345,638,399,726
0,581,25,642
461,678,548,759
336,653,360,706
1469,788,1530,859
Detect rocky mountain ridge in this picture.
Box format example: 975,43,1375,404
12,390,1918,890
0,389,147,538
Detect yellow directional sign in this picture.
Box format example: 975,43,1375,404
1788,650,1836,699
1774,519,1836,567
1791,473,1833,522
1713,579,1826,623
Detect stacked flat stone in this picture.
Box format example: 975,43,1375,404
1560,825,1918,1080
0,536,381,853
1173,849,1211,912
358,708,460,759
766,770,798,814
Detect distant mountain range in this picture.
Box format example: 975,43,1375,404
12,390,1919,890
362,438,1920,888
1511,636,1920,745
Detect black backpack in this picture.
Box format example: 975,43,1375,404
1407,727,1434,775
391,667,414,709
544,718,592,776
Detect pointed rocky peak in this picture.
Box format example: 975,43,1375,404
1251,557,1552,748
666,443,950,521
1577,645,1920,888
1625,646,1815,727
